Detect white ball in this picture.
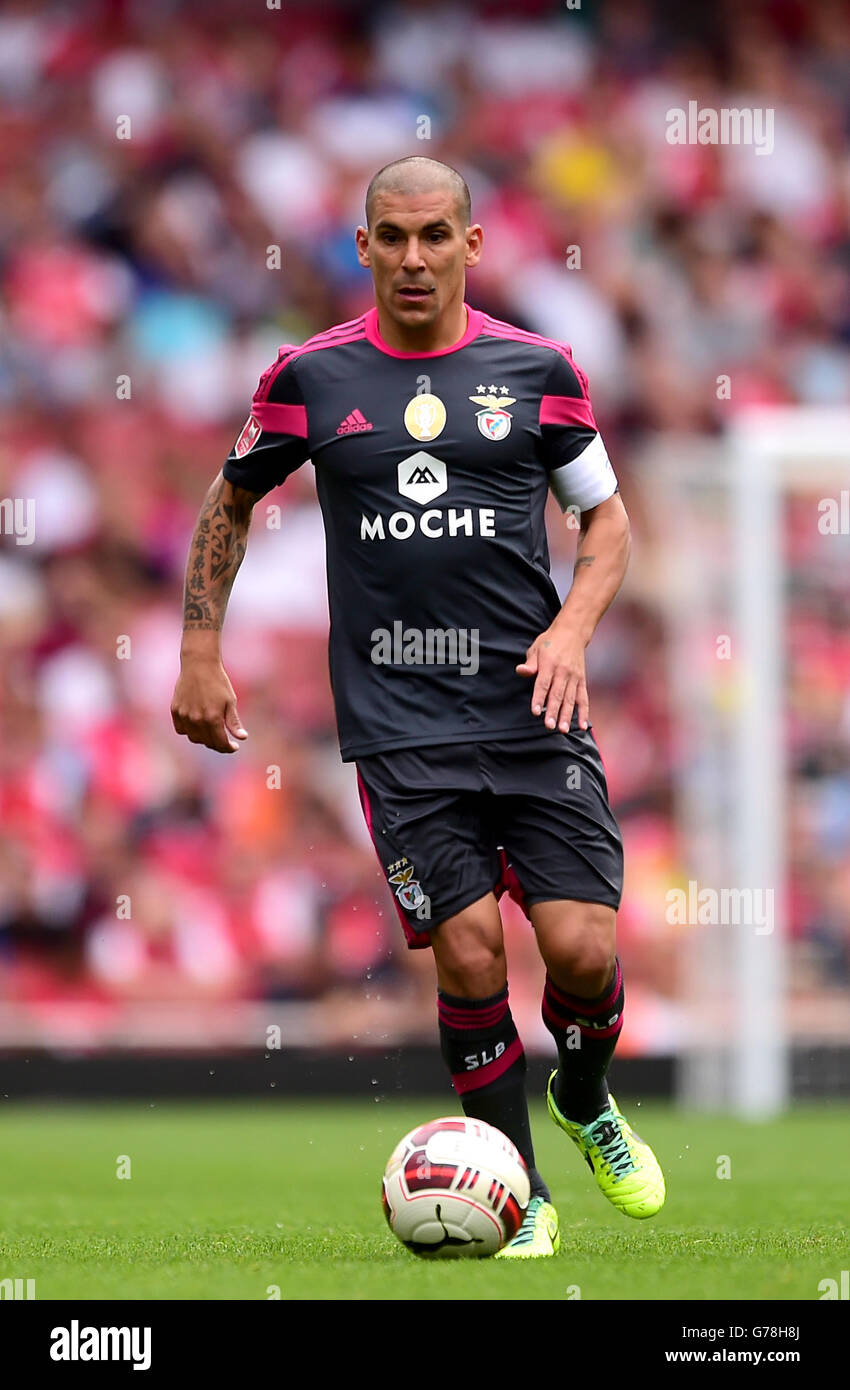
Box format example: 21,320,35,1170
382,1116,530,1258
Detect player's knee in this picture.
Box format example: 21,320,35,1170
540,906,616,995
432,915,506,998
438,944,507,998
563,948,616,998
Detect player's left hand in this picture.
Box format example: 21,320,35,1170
516,621,589,732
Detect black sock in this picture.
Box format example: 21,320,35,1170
438,985,550,1201
542,958,624,1125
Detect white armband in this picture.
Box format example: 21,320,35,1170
548,433,617,513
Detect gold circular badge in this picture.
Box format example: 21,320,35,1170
403,393,446,442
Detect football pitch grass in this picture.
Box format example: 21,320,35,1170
1,1099,847,1301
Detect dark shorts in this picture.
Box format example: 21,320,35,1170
355,731,624,949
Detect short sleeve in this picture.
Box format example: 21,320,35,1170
539,348,618,512
222,347,310,497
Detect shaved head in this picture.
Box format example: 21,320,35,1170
365,156,471,229
355,156,482,352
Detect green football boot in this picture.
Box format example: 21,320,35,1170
547,1073,666,1219
494,1196,560,1259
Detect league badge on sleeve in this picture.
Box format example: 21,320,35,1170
234,414,262,457
469,386,516,441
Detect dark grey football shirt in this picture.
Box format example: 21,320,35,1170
223,304,617,761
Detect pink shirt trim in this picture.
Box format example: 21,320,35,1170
283,324,367,362
256,323,366,404
540,393,597,430
364,303,484,358
252,401,308,437
482,313,576,358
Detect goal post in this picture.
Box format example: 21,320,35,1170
730,411,785,1118
638,408,850,1117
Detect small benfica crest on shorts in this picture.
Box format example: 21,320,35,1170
234,414,261,457
387,856,426,911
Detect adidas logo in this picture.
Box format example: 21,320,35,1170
337,408,373,435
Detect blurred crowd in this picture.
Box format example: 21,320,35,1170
1,0,849,1051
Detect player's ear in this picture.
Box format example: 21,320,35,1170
464,224,483,269
355,226,371,268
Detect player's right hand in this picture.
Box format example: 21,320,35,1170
170,659,248,754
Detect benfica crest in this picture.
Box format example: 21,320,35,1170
387,856,427,913
469,387,515,441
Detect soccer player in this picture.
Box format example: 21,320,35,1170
171,156,665,1257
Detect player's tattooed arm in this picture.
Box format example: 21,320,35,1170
171,472,261,754
517,494,629,732
182,472,260,632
